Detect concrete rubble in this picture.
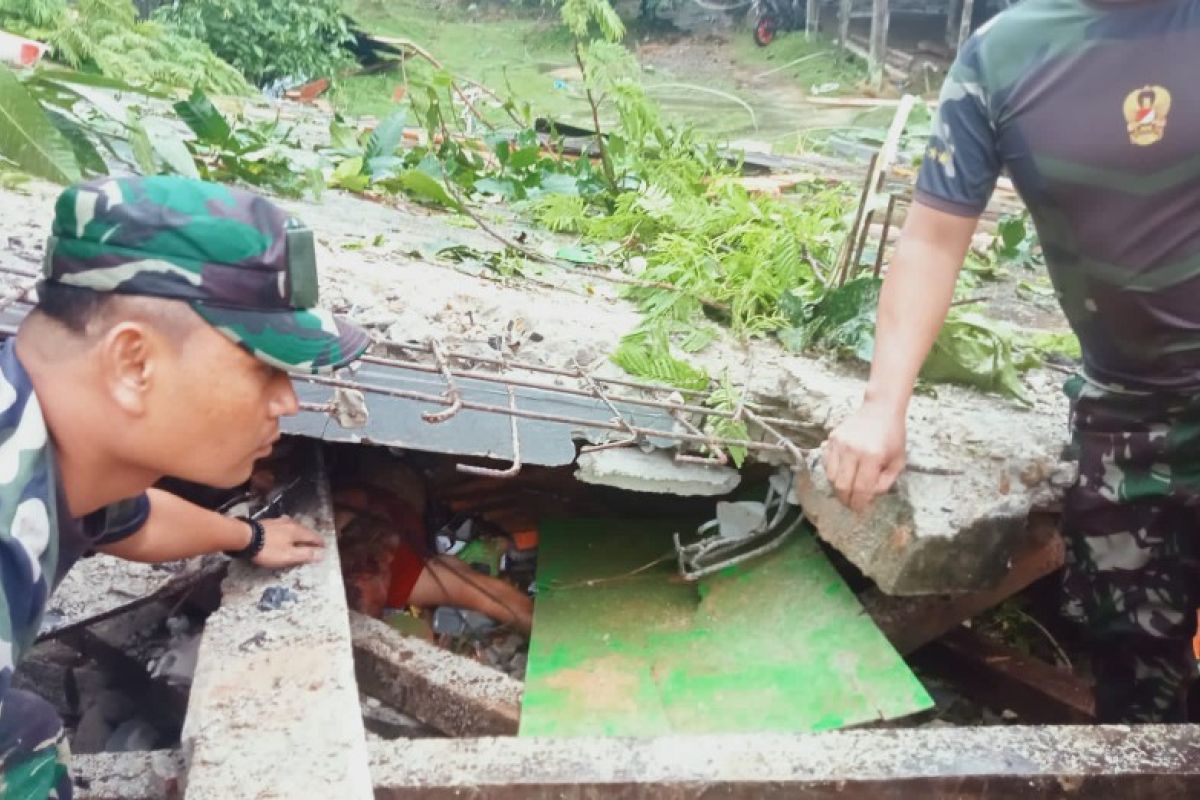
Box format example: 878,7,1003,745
351,611,522,737
73,749,184,800
574,448,742,497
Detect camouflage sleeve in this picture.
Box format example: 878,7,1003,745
915,36,1001,217
87,493,150,547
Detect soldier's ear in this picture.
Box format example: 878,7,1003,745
100,321,157,416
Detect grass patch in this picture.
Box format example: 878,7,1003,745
339,0,589,122
731,30,868,95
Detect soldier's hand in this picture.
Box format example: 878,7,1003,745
251,515,326,569
822,401,907,513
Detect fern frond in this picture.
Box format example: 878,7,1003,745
532,194,588,233
610,326,709,391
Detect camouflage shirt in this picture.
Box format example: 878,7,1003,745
917,0,1200,391
0,340,149,701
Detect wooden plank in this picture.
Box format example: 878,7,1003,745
861,514,1064,655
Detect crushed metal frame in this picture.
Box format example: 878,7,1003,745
0,266,810,478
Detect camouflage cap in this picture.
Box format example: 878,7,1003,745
42,176,369,374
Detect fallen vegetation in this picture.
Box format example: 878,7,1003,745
0,0,1076,408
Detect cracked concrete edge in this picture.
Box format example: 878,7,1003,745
180,446,372,800
73,749,184,800
350,611,521,736
795,454,1073,595
368,725,1200,799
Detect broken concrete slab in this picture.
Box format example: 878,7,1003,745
862,514,1064,655
574,448,741,496
370,725,1200,798
181,448,371,800
38,555,202,639
58,598,190,746
722,345,1075,595
360,693,440,740
73,749,184,800
11,639,80,719
288,358,680,468
350,611,521,737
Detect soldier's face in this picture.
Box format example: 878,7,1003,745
144,322,299,487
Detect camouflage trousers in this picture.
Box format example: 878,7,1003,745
1061,374,1200,722
0,689,72,800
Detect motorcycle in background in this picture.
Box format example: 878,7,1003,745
749,0,807,45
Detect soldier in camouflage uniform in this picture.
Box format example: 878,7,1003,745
0,176,369,798
820,0,1200,721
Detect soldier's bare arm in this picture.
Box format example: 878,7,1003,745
822,202,978,512
97,488,324,568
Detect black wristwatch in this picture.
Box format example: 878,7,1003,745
225,516,267,560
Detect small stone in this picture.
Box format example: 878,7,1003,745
432,607,497,639
106,718,160,753
258,586,299,612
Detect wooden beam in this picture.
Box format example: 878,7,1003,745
945,0,961,48
958,0,976,51
919,626,1097,723
838,0,852,50
868,0,890,89
806,0,818,38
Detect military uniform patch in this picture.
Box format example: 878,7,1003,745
1124,85,1172,147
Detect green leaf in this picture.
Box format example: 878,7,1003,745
329,119,360,152
142,119,200,179
923,312,1030,404
997,214,1027,253
610,327,709,391
677,325,718,353
493,139,510,166
782,277,881,363
391,169,462,211
126,113,159,176
539,172,582,195
43,109,107,177
556,243,599,264
508,145,540,172
365,109,406,161
329,156,369,192
0,65,81,184
474,176,519,199
173,89,231,147
1026,330,1081,361
27,68,168,98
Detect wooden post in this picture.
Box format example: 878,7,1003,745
958,0,976,50
838,0,852,50
806,0,819,38
868,0,890,89
946,0,962,48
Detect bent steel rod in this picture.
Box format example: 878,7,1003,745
299,372,796,460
